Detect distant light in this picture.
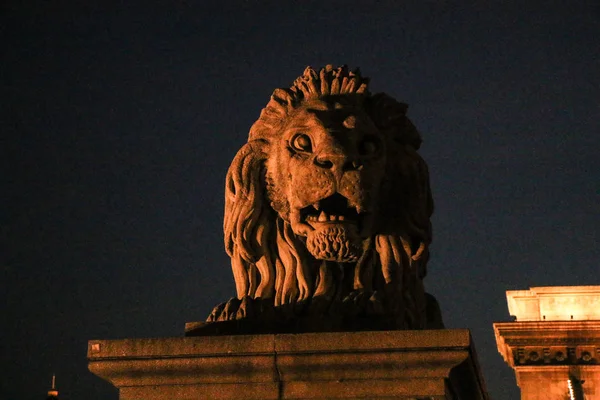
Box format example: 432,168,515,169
568,377,586,400
568,378,575,400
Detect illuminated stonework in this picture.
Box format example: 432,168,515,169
495,286,600,400
203,65,440,332
507,286,600,321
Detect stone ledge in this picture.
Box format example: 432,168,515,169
88,329,489,400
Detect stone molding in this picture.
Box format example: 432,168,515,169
88,329,489,400
494,321,600,367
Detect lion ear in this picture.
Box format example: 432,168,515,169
366,93,422,150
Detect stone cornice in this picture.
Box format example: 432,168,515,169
494,321,600,367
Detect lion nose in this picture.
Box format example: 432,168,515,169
314,154,361,171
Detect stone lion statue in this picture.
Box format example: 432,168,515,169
204,65,442,333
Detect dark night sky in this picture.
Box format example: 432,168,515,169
2,1,599,399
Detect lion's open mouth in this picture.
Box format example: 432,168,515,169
295,194,364,262
300,193,368,238
289,193,372,240
300,193,362,226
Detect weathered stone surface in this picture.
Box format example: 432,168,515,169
88,329,489,400
207,65,440,332
495,286,600,399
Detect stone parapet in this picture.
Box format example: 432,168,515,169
88,329,489,400
506,286,600,322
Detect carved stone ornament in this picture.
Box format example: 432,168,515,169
203,65,442,334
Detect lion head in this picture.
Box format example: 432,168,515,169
209,65,438,331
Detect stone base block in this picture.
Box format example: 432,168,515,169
88,329,489,400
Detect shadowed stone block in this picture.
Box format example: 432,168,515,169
88,329,488,400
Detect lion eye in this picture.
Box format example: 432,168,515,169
358,136,380,156
291,133,312,153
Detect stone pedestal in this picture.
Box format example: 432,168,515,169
88,329,488,400
494,286,600,400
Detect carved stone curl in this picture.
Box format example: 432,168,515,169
205,65,442,334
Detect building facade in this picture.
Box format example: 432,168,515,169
495,286,600,400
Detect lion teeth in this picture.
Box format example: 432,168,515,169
306,212,350,223
313,202,320,210
318,211,328,222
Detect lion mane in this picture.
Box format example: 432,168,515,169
213,65,437,331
